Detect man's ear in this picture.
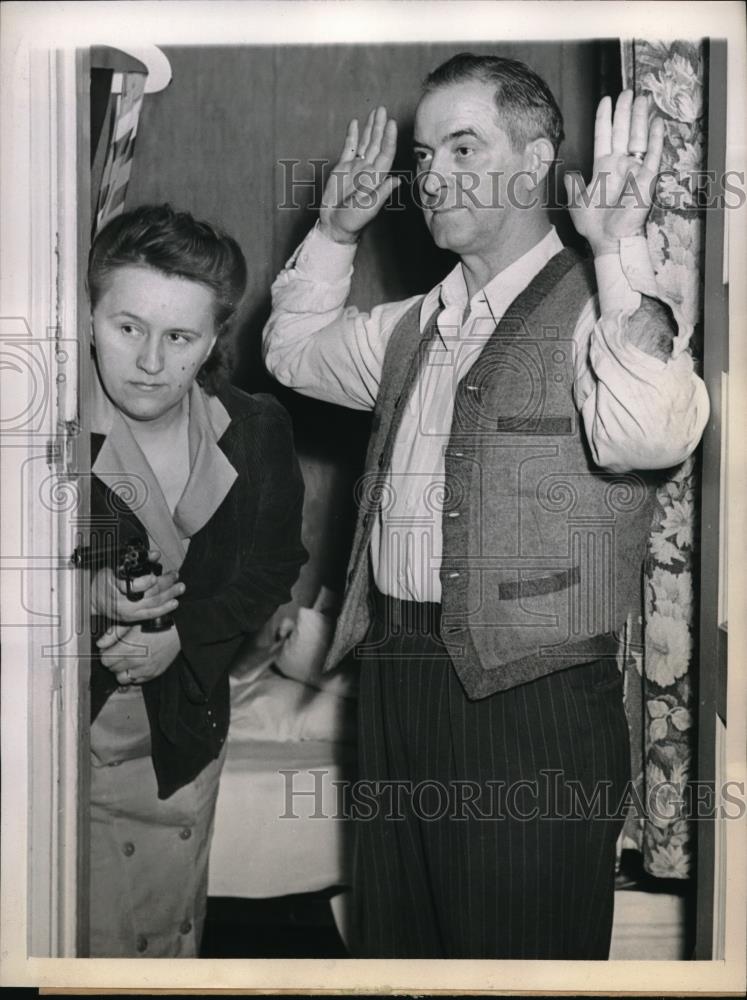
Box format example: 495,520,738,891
523,137,555,190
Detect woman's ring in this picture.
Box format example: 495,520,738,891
356,153,366,159
123,668,132,683
630,151,645,162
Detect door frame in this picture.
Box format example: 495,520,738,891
0,38,90,960
694,37,746,965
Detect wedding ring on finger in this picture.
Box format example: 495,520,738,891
122,668,132,684
630,151,645,162
356,152,366,159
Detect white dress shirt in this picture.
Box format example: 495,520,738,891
263,225,709,603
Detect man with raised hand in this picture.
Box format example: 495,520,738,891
263,54,708,959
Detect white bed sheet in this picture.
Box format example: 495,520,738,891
208,667,356,899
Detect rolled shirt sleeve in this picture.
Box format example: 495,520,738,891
574,236,709,473
263,223,417,411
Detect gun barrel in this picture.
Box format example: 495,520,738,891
71,538,142,571
71,544,115,570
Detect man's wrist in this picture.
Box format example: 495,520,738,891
319,220,360,246
593,242,641,316
590,231,647,259
590,238,622,258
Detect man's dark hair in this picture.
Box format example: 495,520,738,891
88,204,248,393
423,53,565,157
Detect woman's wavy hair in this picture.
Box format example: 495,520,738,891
88,204,248,394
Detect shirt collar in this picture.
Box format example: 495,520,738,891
422,227,564,333
91,373,237,570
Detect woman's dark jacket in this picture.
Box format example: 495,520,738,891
89,384,307,799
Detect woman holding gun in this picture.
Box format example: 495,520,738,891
82,204,307,957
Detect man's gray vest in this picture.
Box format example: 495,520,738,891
325,248,658,698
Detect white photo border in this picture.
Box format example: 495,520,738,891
1,0,745,993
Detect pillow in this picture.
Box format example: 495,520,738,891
275,606,357,700
228,667,355,745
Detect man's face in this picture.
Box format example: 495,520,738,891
413,80,528,257
91,264,218,427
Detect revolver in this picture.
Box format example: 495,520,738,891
72,536,175,633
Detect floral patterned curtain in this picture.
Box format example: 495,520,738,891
619,40,705,879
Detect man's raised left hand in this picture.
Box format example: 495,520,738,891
565,90,664,257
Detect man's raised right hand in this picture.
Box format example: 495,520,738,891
319,106,401,245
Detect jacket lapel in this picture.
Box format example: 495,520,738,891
92,413,188,571
173,388,237,539
91,374,238,572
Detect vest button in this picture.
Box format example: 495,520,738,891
179,920,192,935
179,827,192,841
136,934,148,953
122,842,135,857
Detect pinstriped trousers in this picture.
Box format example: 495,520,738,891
351,593,630,959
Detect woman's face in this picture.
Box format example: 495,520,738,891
91,264,219,428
